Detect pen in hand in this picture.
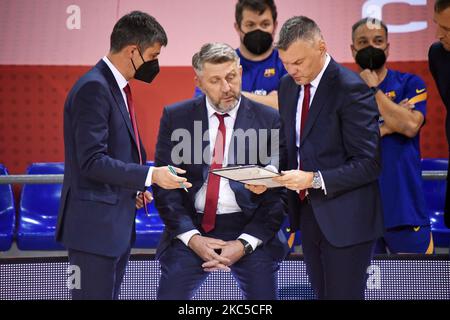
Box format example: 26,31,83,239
167,165,189,192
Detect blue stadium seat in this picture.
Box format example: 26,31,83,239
421,158,450,247
17,162,65,250
0,164,15,251
134,161,165,248
16,162,165,250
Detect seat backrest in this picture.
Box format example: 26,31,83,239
20,162,64,218
421,158,447,213
134,161,165,234
421,158,448,171
0,164,15,220
421,158,447,231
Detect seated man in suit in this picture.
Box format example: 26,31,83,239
153,42,289,300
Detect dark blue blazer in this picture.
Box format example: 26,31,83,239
429,42,450,141
429,42,450,228
153,96,289,261
278,58,384,247
56,60,150,257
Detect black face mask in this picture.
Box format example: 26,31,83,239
131,49,160,84
243,29,273,55
355,46,387,70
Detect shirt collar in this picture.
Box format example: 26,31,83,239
309,53,331,89
205,95,241,121
102,56,128,90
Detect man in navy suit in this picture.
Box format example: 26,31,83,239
271,16,383,299
57,11,191,300
153,43,289,300
429,0,450,228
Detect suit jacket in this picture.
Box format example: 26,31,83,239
429,42,450,143
278,58,384,247
56,60,149,257
153,95,289,261
429,42,450,228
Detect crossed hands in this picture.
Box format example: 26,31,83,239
188,234,246,272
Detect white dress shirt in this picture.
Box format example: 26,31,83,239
295,54,331,194
102,56,153,186
177,97,263,250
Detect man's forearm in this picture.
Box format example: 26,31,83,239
242,91,279,109
375,91,423,137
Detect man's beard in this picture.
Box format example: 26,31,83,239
209,92,241,113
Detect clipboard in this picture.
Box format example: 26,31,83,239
210,165,283,188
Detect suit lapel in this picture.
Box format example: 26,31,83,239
192,96,255,180
281,78,300,169
285,81,300,151
300,59,338,146
227,97,255,166
96,60,139,150
190,97,210,181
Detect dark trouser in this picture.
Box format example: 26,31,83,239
68,246,131,300
157,213,280,300
445,156,450,228
299,200,375,300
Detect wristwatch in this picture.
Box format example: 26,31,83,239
238,238,254,255
370,86,380,94
311,172,322,189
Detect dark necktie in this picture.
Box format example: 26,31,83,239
202,113,229,233
299,83,311,201
124,84,149,215
123,84,142,165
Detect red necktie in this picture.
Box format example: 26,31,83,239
124,84,142,165
124,84,149,215
299,84,311,201
202,113,229,233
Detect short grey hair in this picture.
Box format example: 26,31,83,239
276,16,323,50
192,43,240,74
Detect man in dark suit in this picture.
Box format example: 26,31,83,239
153,43,289,300
429,0,450,228
272,16,383,299
57,11,191,300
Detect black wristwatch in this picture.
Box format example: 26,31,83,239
370,86,380,94
238,238,254,255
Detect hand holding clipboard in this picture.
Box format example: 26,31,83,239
210,165,283,188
